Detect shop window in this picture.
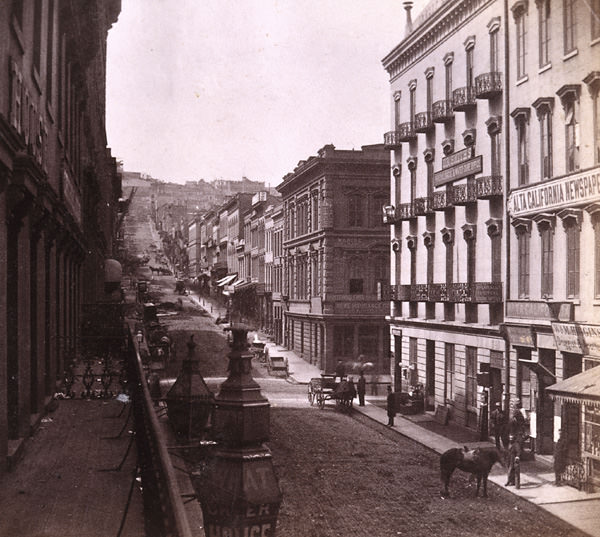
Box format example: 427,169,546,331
358,325,378,357
334,325,354,357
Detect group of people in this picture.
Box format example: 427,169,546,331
334,360,367,407
491,400,569,486
489,400,529,486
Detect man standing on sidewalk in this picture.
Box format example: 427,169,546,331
357,371,366,406
387,386,396,427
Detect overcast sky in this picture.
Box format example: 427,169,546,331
106,0,423,186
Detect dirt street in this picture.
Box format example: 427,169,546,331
123,189,587,537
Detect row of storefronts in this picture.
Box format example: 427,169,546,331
384,0,600,490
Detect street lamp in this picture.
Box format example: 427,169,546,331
194,325,282,536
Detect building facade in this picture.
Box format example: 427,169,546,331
503,0,600,486
277,144,391,375
383,0,506,424
0,0,121,471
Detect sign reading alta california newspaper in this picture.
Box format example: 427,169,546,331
508,166,600,217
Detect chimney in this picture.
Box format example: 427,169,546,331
403,1,414,36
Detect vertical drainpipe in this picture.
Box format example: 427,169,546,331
503,0,511,410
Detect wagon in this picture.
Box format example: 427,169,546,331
308,374,355,412
267,354,288,377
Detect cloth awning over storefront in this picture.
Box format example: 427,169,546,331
233,279,256,292
216,274,237,287
546,365,600,407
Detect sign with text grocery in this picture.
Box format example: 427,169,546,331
508,166,600,217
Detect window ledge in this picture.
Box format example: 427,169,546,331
562,49,579,61
538,63,552,75
591,37,600,47
516,75,529,86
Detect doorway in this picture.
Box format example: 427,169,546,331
425,339,435,410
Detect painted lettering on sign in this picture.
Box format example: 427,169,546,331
206,523,273,537
508,166,600,216
434,156,483,187
441,146,474,169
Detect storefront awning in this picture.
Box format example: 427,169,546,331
546,365,600,407
232,280,256,292
518,359,556,385
216,274,237,287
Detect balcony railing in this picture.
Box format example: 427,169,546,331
127,328,195,537
475,72,502,99
432,100,454,123
413,197,433,216
397,202,415,220
398,122,416,142
450,182,477,205
431,190,450,210
452,86,477,111
475,175,503,199
384,130,402,149
414,111,433,133
390,282,502,303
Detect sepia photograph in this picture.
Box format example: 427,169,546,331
0,0,599,536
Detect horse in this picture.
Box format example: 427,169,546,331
440,446,505,498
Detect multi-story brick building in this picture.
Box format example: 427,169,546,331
383,0,506,425
277,144,390,375
0,0,121,471
502,0,600,484
264,200,284,341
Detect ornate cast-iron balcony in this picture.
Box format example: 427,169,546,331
450,182,477,205
432,100,454,123
431,190,451,211
475,72,502,99
397,202,415,220
475,175,503,199
391,282,503,304
452,86,477,111
398,122,416,142
413,197,433,216
414,111,434,133
384,130,402,149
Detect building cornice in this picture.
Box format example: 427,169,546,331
382,0,496,81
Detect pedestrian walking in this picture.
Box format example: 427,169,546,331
490,402,508,449
357,371,366,406
386,385,396,427
505,434,522,486
554,429,568,485
334,360,346,382
510,399,528,443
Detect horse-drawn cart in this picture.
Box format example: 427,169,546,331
308,374,355,412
